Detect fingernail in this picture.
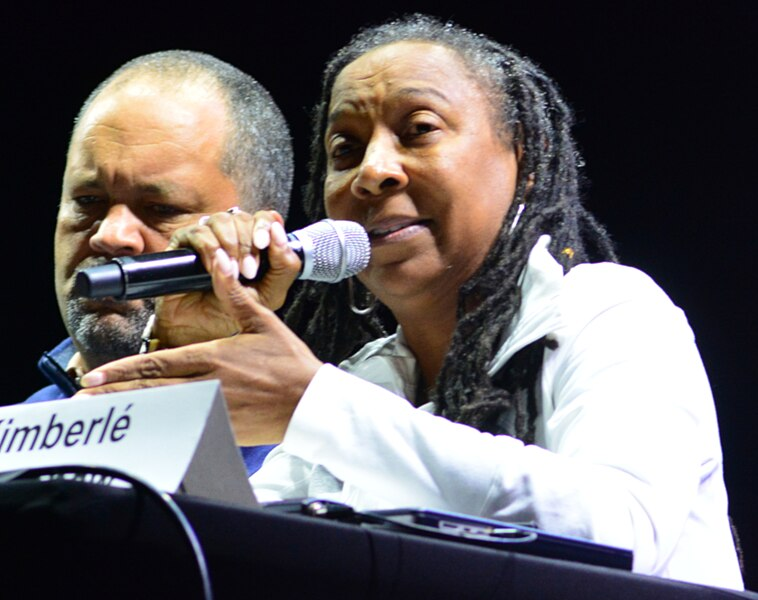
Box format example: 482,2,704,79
198,215,210,226
80,371,106,387
231,258,240,280
242,254,258,279
270,221,288,247
253,225,271,250
214,248,233,276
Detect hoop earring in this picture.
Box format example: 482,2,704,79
348,277,376,316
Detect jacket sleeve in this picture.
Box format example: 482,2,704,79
252,264,730,581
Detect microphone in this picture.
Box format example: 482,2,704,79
73,219,370,300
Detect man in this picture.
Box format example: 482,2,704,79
25,50,294,474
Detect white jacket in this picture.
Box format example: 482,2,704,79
251,236,743,590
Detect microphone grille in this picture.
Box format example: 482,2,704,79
295,220,370,283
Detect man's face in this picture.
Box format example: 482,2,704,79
55,77,241,369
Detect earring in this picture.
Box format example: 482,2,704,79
348,277,376,316
509,202,526,233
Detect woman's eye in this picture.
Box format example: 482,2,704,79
329,137,357,159
402,116,442,144
331,143,353,158
328,136,363,169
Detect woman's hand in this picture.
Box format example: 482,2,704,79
77,247,322,445
155,209,302,348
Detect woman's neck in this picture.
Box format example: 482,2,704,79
394,298,458,394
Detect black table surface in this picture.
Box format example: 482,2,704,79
1,479,754,599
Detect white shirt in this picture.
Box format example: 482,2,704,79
251,236,743,590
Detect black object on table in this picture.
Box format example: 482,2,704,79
1,478,754,600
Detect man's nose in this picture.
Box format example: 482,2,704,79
88,204,146,256
350,134,409,199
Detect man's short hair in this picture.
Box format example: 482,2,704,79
74,50,293,216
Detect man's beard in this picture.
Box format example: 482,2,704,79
66,294,156,370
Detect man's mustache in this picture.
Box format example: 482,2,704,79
74,255,113,273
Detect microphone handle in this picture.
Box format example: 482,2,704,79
116,250,232,299
74,243,297,300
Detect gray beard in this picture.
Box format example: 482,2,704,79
66,295,155,369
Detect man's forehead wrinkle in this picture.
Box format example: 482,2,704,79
74,121,215,162
66,146,189,193
82,119,197,139
84,136,199,153
65,163,181,196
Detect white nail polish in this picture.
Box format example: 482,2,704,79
214,248,233,276
80,371,106,387
242,255,259,279
253,226,271,250
270,221,288,247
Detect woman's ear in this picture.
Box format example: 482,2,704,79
525,171,535,193
510,122,535,194
512,122,525,163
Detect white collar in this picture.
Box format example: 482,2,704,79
340,236,566,406
488,235,564,375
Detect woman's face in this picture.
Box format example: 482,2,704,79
324,41,519,311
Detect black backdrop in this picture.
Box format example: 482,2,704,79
3,1,756,590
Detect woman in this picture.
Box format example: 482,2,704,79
81,15,743,589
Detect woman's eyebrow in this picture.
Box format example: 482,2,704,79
394,86,451,104
328,86,452,125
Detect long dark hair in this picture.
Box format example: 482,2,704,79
285,14,617,442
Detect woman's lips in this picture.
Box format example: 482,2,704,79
368,219,430,243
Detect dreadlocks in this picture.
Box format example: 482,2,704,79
285,14,617,443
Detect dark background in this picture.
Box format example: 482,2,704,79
3,1,756,590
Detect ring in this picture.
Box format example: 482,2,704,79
227,206,241,215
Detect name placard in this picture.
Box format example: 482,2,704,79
0,380,256,508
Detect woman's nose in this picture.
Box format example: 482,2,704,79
350,135,409,199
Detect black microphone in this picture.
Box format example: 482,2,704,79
73,219,370,300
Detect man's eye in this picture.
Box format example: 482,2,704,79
72,195,103,207
406,122,438,137
147,203,186,217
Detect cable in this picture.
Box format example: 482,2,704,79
14,465,213,600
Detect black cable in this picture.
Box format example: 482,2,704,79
13,465,213,600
